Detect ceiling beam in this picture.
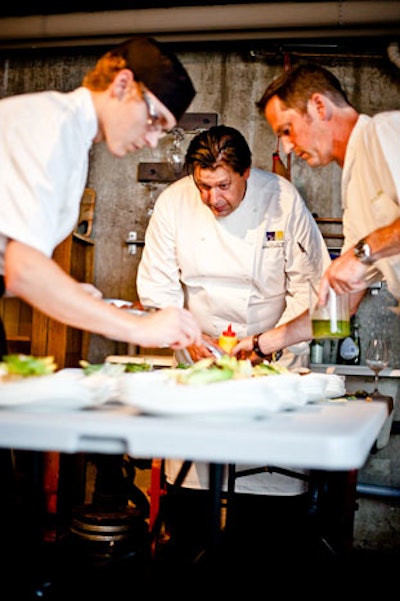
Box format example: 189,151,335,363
0,2,398,48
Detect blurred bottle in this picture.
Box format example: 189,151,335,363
310,339,324,364
337,316,361,365
218,324,238,355
272,151,290,181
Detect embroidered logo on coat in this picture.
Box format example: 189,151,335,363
266,231,284,241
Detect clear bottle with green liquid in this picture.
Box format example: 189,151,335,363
310,286,350,340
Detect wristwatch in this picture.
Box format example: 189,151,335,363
252,333,283,362
354,238,373,265
253,333,269,359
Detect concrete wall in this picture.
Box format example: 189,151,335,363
0,39,399,550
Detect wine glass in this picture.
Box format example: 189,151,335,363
141,182,159,218
166,128,185,175
365,338,389,398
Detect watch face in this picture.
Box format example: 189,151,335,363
355,240,371,263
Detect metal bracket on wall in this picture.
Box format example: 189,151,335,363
125,231,145,255
138,162,184,183
176,112,218,132
138,112,218,183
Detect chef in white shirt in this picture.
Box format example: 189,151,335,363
339,113,400,298
137,125,331,564
234,64,400,362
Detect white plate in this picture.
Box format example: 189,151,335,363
104,298,133,308
103,298,148,316
118,370,305,417
299,372,346,401
0,368,112,412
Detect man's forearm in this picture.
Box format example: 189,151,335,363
364,217,400,262
258,309,312,355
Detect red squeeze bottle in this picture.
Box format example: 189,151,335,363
272,152,290,180
218,324,238,354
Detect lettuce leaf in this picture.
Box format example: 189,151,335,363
0,354,57,377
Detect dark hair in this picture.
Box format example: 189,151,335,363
257,62,353,114
185,125,252,176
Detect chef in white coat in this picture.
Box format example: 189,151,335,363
237,63,400,361
137,125,331,564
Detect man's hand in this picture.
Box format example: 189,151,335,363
139,306,202,350
232,334,273,364
186,333,223,362
318,246,367,305
231,335,256,361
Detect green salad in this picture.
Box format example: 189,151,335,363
79,359,152,376
0,354,57,380
168,355,288,385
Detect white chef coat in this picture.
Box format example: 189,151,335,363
342,111,400,299
0,87,97,274
138,168,330,339
137,168,331,495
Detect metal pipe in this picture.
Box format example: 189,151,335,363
357,483,400,498
0,2,398,48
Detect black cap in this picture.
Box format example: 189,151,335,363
109,36,196,123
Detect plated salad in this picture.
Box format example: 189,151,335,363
0,354,57,381
167,355,289,386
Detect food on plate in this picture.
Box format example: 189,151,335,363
291,367,311,375
166,355,289,386
112,302,132,310
252,362,290,376
79,359,152,375
0,354,57,381
122,362,153,373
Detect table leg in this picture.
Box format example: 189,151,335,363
307,469,357,558
207,463,225,548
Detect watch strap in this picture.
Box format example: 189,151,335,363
253,333,268,358
252,333,283,361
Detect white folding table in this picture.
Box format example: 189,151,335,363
0,398,388,556
0,400,387,469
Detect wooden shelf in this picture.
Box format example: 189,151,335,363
0,189,96,368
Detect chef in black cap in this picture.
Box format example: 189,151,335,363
0,37,200,548
0,34,199,358
83,35,196,152
108,36,195,125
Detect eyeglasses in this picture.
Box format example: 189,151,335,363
140,86,170,136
